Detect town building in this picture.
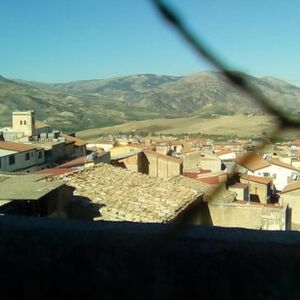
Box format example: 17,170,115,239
63,163,290,230
235,153,300,191
0,173,74,218
143,150,182,178
12,110,36,137
0,141,45,172
239,174,273,204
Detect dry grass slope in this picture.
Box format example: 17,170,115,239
77,115,277,141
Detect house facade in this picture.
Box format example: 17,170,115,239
0,141,45,172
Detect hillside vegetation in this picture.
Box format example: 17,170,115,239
0,71,299,131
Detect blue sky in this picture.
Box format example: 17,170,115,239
0,0,300,84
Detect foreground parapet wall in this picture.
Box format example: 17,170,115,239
0,216,300,299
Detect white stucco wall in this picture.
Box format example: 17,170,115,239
0,149,45,172
248,164,296,191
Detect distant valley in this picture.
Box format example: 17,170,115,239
0,71,299,132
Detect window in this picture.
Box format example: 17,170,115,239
25,153,30,161
20,120,22,125
263,172,270,177
272,173,277,179
9,155,15,165
38,151,42,159
24,120,27,125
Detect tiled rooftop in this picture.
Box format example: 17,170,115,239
235,153,271,171
64,163,208,223
0,141,42,152
240,174,272,185
281,180,300,194
271,159,299,171
62,135,87,147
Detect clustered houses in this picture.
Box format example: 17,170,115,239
0,111,94,173
2,109,300,231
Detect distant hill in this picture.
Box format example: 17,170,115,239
1,71,300,131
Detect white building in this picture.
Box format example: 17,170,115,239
0,141,45,172
235,153,300,191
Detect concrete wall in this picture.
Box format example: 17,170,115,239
50,142,66,163
200,158,222,173
280,190,300,225
73,145,86,158
143,152,182,178
63,142,75,160
182,151,202,171
205,202,289,230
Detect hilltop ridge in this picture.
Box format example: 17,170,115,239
0,71,299,131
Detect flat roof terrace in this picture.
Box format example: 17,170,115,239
0,174,65,201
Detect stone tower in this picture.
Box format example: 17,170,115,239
12,110,36,137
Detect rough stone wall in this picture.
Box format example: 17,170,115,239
1,216,300,299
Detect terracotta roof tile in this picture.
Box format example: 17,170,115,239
63,135,87,146
271,159,299,171
240,174,272,185
57,156,86,168
234,153,270,171
0,141,42,152
281,180,300,194
229,183,248,189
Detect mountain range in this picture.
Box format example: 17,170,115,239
0,71,299,132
